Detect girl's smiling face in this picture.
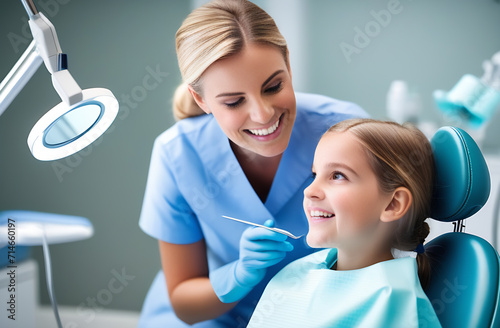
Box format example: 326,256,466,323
303,131,395,250
189,43,296,158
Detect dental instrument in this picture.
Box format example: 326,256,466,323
0,0,119,161
221,215,303,239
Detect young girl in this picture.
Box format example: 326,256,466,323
247,118,442,327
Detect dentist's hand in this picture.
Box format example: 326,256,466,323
210,219,294,303
235,219,293,288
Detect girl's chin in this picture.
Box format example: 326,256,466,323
306,234,335,249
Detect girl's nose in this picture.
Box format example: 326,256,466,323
304,179,324,200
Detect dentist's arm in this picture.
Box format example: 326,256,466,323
160,220,293,324
160,239,235,324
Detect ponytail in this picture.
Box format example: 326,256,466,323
172,83,205,121
416,221,431,289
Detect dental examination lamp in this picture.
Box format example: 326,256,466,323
0,0,119,161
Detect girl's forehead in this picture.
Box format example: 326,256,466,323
316,131,366,162
320,131,359,150
318,131,378,171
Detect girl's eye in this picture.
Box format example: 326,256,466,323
225,97,244,108
265,81,283,94
332,171,347,181
311,172,316,179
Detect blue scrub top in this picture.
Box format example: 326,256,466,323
138,92,368,327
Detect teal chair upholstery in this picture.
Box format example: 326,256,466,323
425,126,500,327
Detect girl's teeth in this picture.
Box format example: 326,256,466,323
310,211,334,218
249,118,280,136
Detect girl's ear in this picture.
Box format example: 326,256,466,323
380,187,412,223
187,85,211,114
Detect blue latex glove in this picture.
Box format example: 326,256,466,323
210,219,293,303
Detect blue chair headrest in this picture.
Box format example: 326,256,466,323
430,126,491,222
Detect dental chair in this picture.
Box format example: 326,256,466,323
425,126,500,328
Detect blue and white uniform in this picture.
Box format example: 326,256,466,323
138,93,368,327
248,249,442,328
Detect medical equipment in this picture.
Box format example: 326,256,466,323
386,80,422,125
424,127,499,327
221,215,304,239
0,211,94,328
433,51,500,133
0,0,119,161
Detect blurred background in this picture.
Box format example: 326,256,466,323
1,0,499,326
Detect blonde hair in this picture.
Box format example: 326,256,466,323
173,0,288,120
326,118,435,288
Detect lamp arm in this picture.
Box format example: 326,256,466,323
0,1,83,117
0,40,43,117
21,0,39,18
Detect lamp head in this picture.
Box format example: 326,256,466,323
27,88,119,161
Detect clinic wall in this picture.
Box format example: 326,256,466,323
0,0,500,315
291,0,500,151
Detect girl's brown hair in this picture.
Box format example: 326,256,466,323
173,0,288,120
327,118,435,289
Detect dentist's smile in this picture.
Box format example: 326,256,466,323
244,113,284,141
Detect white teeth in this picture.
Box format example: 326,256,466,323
248,118,280,136
310,211,334,218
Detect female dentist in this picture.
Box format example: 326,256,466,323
138,0,368,326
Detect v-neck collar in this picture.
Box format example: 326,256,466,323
197,111,314,216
